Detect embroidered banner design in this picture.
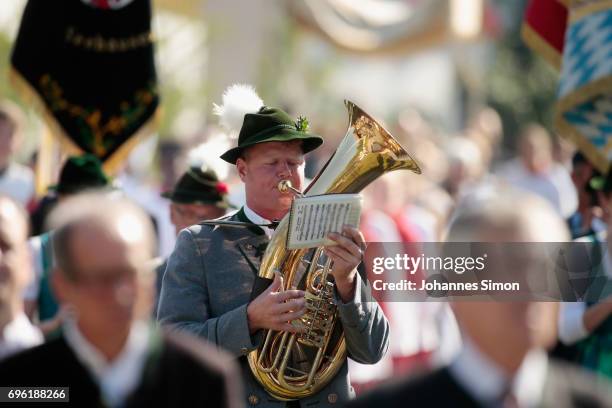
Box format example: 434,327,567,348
523,0,612,174
11,0,159,173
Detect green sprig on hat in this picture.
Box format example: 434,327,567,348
295,115,309,132
213,84,323,164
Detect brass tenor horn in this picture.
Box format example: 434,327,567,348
247,100,421,400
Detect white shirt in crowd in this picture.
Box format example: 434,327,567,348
496,159,577,218
449,337,548,408
0,313,43,361
0,162,34,207
117,173,175,258
558,248,612,345
63,319,150,408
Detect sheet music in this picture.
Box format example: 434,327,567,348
287,194,362,250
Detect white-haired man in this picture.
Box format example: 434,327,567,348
349,185,612,408
0,192,241,408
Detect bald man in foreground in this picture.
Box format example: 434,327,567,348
348,185,612,408
0,192,241,408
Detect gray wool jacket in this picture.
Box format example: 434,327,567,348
157,208,389,408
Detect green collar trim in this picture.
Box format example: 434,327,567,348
236,207,266,236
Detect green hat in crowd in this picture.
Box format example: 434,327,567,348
214,84,323,164
161,166,231,209
590,171,612,194
49,154,110,194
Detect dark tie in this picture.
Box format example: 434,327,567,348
498,387,519,408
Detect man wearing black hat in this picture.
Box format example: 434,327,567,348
30,153,112,235
158,85,389,407
155,165,229,307
24,154,112,334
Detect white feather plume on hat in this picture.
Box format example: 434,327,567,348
188,144,213,173
213,84,264,138
187,130,232,180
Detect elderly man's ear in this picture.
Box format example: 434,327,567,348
236,157,248,181
50,268,69,305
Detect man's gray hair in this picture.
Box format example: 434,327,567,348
446,182,570,243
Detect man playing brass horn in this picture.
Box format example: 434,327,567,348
157,85,389,407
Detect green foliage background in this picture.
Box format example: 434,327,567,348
486,0,559,149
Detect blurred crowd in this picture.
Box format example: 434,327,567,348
1,94,612,408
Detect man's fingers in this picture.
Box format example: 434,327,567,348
342,226,365,248
274,297,306,314
327,232,361,259
325,245,356,264
276,308,306,323
275,289,305,302
268,273,283,293
267,273,283,293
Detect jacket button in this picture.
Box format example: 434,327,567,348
328,393,338,404
248,394,259,405
245,244,254,250
240,347,248,354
